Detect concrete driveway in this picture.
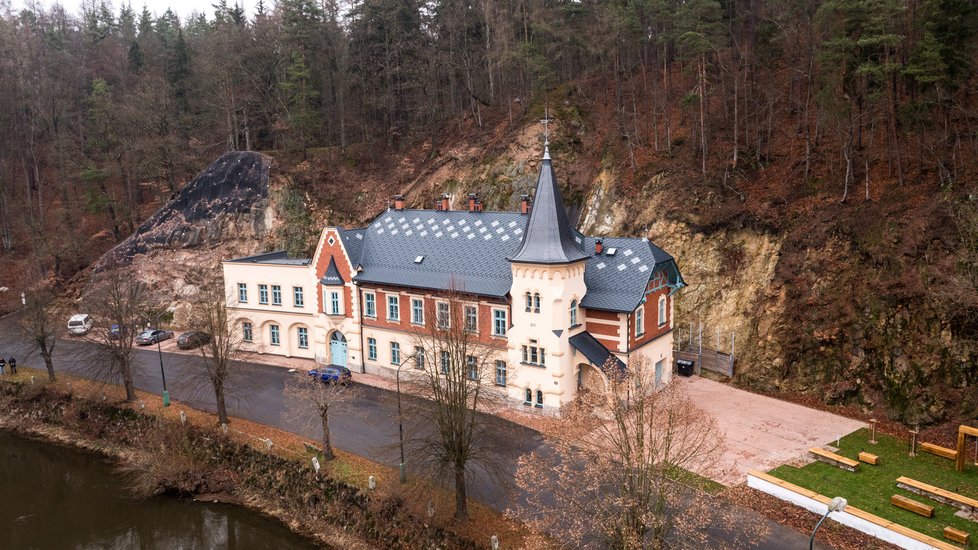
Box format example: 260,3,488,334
676,376,865,485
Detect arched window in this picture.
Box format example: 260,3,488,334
524,388,532,405
635,305,645,337
533,293,541,313
525,292,533,312
569,299,578,327
658,296,667,327
535,390,544,408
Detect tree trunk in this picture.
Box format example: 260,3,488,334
321,412,335,460
121,362,136,401
215,381,228,425
454,463,468,520
42,350,56,382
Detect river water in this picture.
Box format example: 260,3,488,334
0,431,319,549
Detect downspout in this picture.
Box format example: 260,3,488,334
356,281,366,374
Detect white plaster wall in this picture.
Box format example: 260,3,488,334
747,474,946,550
627,333,674,385
508,261,588,410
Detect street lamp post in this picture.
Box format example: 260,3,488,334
810,496,847,550
151,309,173,407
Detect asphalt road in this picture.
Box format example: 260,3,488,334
0,317,831,549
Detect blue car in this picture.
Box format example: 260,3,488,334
308,366,352,385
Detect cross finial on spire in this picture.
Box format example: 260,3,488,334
540,105,552,159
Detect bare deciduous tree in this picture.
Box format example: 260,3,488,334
19,289,59,382
82,268,149,401
285,370,355,461
407,290,505,520
509,357,755,549
185,277,243,425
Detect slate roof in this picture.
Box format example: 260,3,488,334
508,149,589,265
338,228,366,267
569,331,626,374
226,250,311,266
320,257,345,285
353,209,529,297
580,236,685,312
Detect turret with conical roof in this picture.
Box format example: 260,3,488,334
508,146,588,264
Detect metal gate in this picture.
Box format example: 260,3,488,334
674,321,735,378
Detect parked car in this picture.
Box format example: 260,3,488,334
177,331,211,350
67,314,93,336
308,366,352,385
135,329,174,346
108,324,123,340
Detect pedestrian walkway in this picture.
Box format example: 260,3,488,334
675,376,865,485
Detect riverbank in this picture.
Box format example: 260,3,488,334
0,368,524,549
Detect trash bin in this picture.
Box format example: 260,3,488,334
677,359,695,377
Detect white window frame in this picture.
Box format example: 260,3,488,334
387,295,400,321
636,305,645,337
329,290,342,316
258,284,269,305
440,351,449,374
464,304,477,332
237,283,248,303
521,344,546,367
270,324,280,346
391,341,401,365
271,285,282,306
494,360,507,387
492,308,507,336
367,337,377,361
535,390,544,408
411,297,425,325
297,327,309,349
658,296,667,327
525,292,532,312
569,299,578,327
364,292,376,318
467,355,478,381
242,321,253,342
533,293,541,313
437,301,450,329
293,286,304,307
415,346,425,369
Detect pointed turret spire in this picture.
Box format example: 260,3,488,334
509,133,587,265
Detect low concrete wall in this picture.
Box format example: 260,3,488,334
747,471,959,550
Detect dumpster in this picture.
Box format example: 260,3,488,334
677,359,695,377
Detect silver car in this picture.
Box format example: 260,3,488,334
135,329,174,345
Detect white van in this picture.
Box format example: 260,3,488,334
67,314,93,336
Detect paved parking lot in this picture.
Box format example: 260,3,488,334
676,376,865,485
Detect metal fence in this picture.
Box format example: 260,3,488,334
674,321,735,378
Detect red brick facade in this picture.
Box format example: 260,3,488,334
314,229,354,316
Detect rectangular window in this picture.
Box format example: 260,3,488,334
330,291,341,315
293,286,304,307
440,351,449,374
365,293,376,318
415,346,425,369
522,344,546,367
387,295,400,321
390,342,401,365
492,309,507,336
271,285,282,306
658,297,667,327
412,298,424,325
437,301,450,329
367,337,377,361
467,356,478,381
464,305,477,332
238,283,248,303
494,360,507,387
270,324,280,346
242,322,253,342
297,327,308,349
258,284,269,304
636,306,645,337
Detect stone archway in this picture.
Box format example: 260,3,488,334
577,363,608,396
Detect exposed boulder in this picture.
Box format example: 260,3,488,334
97,151,272,271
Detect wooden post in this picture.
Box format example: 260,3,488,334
909,426,918,457
730,332,735,374
956,428,967,472
869,419,878,445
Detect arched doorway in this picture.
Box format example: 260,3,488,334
577,363,607,395
329,331,348,367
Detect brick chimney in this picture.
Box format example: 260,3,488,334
468,193,482,212
595,239,603,255
520,194,532,215
440,193,450,211
393,195,406,210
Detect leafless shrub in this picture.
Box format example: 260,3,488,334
284,370,357,461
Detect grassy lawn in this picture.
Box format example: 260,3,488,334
770,428,978,543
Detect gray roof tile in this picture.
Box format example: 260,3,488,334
569,331,626,374
226,250,311,266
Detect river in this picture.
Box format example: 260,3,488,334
0,431,319,549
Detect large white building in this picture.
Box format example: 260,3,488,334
223,149,685,411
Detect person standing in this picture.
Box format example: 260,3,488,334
8,357,16,375
0,357,6,375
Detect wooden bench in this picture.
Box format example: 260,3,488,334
897,476,978,516
858,451,880,465
943,526,970,545
921,442,959,460
891,494,935,518
809,447,860,472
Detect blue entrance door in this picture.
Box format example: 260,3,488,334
329,332,348,367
